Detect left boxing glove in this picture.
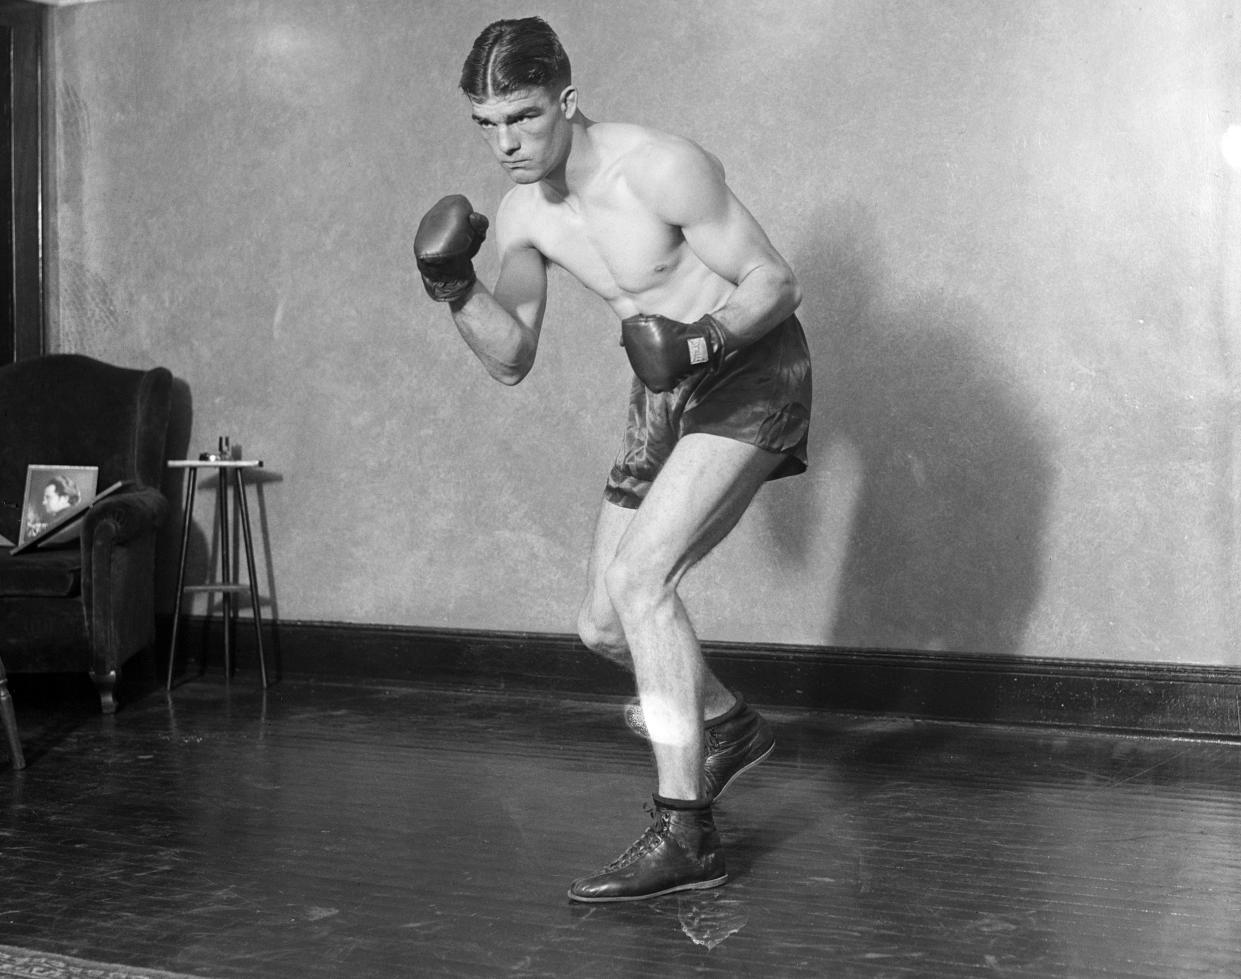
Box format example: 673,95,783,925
414,194,489,303
620,313,728,393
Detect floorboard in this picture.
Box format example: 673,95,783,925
0,673,1238,978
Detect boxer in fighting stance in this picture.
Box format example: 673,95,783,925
415,17,811,902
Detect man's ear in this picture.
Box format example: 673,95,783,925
559,85,578,118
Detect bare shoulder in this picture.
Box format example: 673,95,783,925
598,124,729,222
597,123,724,186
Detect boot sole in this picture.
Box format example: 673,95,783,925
710,738,775,801
567,873,729,903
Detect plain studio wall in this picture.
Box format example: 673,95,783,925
41,0,1241,666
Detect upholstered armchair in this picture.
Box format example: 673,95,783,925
0,354,172,713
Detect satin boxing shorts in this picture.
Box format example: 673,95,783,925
603,313,812,509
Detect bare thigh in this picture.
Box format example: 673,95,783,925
616,432,784,590
579,433,784,638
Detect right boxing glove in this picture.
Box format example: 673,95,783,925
414,195,489,303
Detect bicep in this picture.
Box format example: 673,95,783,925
492,193,549,334
493,240,549,334
685,192,789,288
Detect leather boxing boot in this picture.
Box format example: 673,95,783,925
702,695,776,801
623,694,775,801
567,796,727,903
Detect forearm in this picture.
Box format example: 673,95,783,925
620,263,801,394
709,263,802,349
449,284,539,386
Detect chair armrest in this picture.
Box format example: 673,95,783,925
81,485,168,548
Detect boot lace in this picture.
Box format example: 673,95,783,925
603,805,670,871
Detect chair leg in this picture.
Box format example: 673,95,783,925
0,662,26,771
91,669,119,716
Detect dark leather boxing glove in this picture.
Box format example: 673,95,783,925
414,194,489,303
620,312,729,393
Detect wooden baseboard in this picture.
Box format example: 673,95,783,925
162,617,1241,740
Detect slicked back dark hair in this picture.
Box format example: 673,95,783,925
459,17,572,100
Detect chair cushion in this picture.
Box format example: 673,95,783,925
0,549,82,597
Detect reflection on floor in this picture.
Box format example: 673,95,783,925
1,674,1238,977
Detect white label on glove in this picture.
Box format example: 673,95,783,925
687,337,709,365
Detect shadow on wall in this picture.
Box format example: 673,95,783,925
789,200,1055,656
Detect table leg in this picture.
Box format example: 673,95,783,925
235,469,269,688
218,464,232,681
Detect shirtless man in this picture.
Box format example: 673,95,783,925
415,17,812,902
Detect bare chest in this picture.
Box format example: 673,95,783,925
530,195,689,305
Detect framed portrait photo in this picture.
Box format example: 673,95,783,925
13,465,99,553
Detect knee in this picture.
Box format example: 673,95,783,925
602,549,671,620
577,600,628,663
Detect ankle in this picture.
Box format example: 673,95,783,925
704,693,742,726
653,793,712,811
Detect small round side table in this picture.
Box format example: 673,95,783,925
166,455,269,690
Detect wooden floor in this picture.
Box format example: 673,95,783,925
1,672,1239,978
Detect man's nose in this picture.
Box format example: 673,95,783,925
496,124,520,155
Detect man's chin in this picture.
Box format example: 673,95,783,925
503,165,543,185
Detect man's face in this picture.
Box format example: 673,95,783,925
42,485,69,514
469,86,573,184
